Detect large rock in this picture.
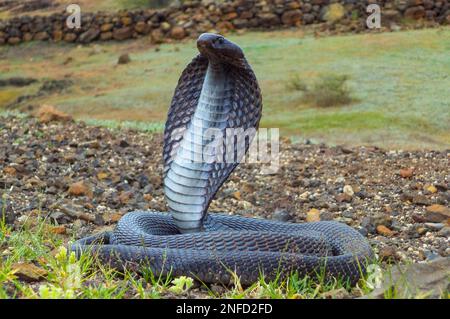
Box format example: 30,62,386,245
423,0,435,10
395,0,409,11
12,263,47,282
216,21,234,32
64,33,77,42
23,33,33,42
100,32,113,41
404,6,426,19
33,31,49,41
68,181,91,197
121,16,133,26
362,258,450,299
52,30,63,42
117,53,131,65
79,27,100,43
7,37,21,45
306,208,321,222
100,23,114,32
303,13,316,24
223,12,238,21
113,27,133,40
160,22,171,32
322,3,346,22
257,13,280,26
281,9,302,26
425,204,450,222
287,1,301,10
37,105,72,123
134,21,151,34
425,10,436,20
383,9,402,22
151,29,164,44
239,11,253,19
232,18,249,28
170,26,186,40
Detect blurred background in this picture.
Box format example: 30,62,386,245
1,0,449,149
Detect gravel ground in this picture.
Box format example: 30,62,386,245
1,115,449,267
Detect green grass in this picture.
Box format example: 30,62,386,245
1,28,449,149
82,118,165,133
0,194,375,299
2,192,447,299
0,216,444,299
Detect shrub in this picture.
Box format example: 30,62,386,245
287,74,354,108
286,74,308,92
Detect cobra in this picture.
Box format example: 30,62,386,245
72,33,373,286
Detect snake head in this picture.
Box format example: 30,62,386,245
197,33,247,68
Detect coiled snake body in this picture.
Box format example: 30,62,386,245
73,34,373,285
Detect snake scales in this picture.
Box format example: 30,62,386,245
72,33,373,286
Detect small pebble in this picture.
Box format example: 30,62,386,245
272,209,291,222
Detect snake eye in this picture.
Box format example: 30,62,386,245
216,37,224,45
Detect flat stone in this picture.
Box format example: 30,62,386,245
33,32,49,41
437,227,450,237
322,287,350,299
134,21,150,34
336,193,352,203
412,195,429,206
64,33,77,42
281,9,302,26
404,6,426,20
68,181,91,197
272,209,291,222
322,3,345,22
117,53,131,65
376,225,395,237
100,23,114,32
7,37,21,45
361,258,450,299
170,26,186,40
12,263,47,282
343,185,354,197
379,246,398,263
49,225,66,234
79,27,100,43
425,205,450,222
399,168,414,178
424,223,445,231
306,208,321,222
113,27,133,41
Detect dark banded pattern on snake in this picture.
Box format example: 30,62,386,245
71,33,373,286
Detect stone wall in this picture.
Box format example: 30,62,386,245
0,0,449,45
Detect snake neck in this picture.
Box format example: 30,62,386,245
164,62,234,233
